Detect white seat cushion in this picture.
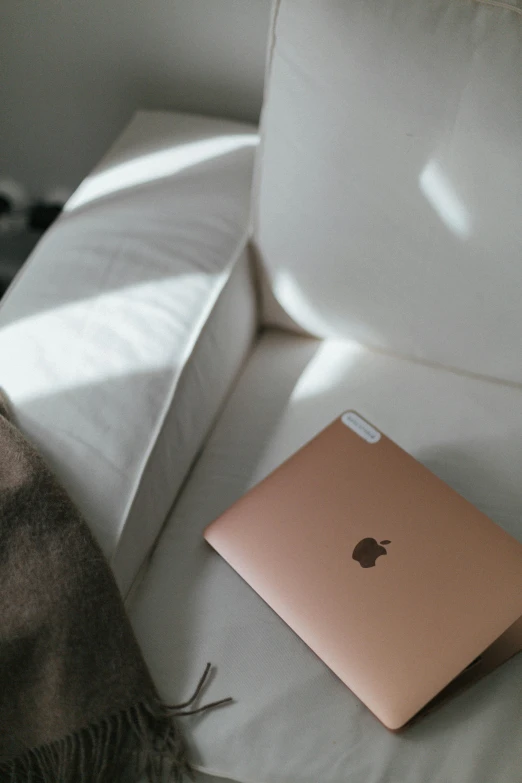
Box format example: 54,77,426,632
0,110,259,595
254,0,522,382
129,330,522,783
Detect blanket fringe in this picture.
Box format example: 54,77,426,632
0,664,232,783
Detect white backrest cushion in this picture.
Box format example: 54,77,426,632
254,0,522,381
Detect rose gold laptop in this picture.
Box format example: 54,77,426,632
204,411,522,730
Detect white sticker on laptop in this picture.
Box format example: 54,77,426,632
341,412,381,444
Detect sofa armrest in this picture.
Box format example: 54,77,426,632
0,110,259,595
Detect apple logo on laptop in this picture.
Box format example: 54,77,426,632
352,538,391,568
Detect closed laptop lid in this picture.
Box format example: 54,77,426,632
204,412,522,729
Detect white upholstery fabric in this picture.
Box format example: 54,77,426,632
0,110,259,595
254,0,522,382
130,330,522,783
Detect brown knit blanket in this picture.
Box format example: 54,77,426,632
0,391,229,781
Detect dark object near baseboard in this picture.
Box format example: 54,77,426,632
0,195,12,216
28,202,63,231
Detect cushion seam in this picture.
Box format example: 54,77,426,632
250,0,283,241
360,341,522,392
472,0,522,16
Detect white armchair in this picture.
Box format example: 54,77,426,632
1,2,522,781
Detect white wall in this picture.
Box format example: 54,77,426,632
0,0,272,197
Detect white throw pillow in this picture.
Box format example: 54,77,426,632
254,0,522,381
